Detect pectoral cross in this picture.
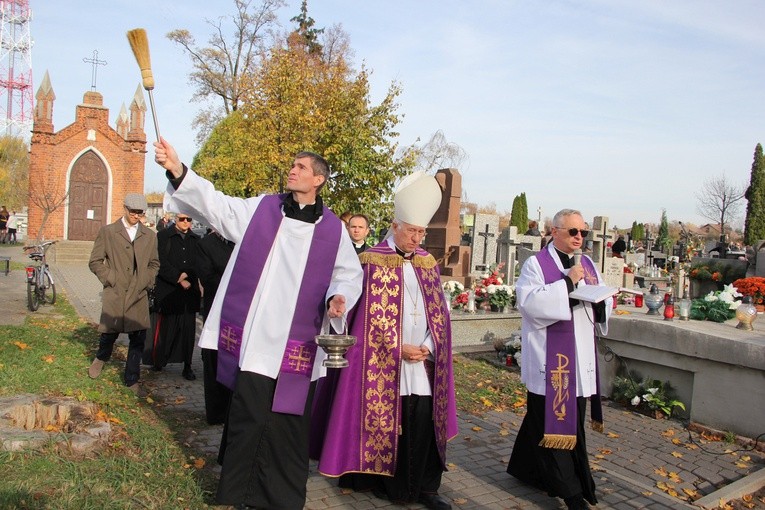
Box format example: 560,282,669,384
410,307,422,326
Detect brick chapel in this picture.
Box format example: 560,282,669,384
28,70,148,241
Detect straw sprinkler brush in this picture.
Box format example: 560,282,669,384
126,28,161,141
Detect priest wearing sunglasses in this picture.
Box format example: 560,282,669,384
507,208,611,510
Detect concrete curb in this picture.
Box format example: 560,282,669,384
695,468,765,509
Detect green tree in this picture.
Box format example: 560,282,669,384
655,209,672,253
630,221,645,246
745,143,765,245
193,8,413,229
0,135,29,209
510,193,528,232
290,0,323,55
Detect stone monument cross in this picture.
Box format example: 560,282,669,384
83,50,107,91
477,223,495,266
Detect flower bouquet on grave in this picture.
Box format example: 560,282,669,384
689,284,741,322
442,280,466,310
732,277,765,306
474,262,505,310
611,372,686,419
487,284,514,312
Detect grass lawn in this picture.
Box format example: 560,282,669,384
0,297,210,510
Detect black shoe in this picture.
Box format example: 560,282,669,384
564,494,590,509
151,365,162,372
418,493,452,510
182,367,196,381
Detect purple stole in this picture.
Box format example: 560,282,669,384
216,194,340,415
352,244,458,474
536,248,604,450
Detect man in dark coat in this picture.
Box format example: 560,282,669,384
196,230,234,424
88,193,160,393
147,213,201,380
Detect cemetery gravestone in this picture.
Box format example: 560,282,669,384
602,257,625,288
424,168,473,285
471,213,500,274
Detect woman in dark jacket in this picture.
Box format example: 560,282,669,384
147,213,201,380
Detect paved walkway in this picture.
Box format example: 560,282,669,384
1,243,763,509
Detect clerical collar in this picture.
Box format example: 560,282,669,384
387,238,413,260
554,247,576,269
353,241,365,249
282,194,323,224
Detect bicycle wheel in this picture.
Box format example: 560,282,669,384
43,270,56,304
27,281,40,312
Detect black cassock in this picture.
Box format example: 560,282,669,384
143,226,200,368
507,392,597,505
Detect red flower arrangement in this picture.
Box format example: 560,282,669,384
474,263,505,302
732,277,765,305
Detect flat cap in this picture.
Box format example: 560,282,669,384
124,193,147,211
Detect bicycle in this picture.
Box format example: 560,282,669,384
24,240,57,312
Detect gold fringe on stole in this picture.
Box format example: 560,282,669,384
538,434,577,450
358,252,438,269
359,252,403,268
591,420,604,433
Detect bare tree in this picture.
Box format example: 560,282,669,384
167,0,286,143
695,173,746,240
28,177,68,243
407,130,468,173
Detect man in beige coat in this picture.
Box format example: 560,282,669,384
88,193,160,392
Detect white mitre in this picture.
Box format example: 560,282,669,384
393,171,443,228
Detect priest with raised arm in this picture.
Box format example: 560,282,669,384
311,171,458,510
506,208,612,510
154,138,363,510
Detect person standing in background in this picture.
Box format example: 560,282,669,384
88,194,159,393
196,229,234,425
148,213,201,380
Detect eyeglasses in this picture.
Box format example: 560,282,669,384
176,217,192,223
126,208,144,216
556,227,589,238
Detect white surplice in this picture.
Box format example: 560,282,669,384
390,237,435,397
164,168,363,381
516,242,611,397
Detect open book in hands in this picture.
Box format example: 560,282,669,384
569,285,640,303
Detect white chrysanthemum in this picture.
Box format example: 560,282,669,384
486,284,498,294
704,292,718,302
631,396,641,406
648,387,658,395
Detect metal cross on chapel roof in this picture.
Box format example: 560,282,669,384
83,50,107,91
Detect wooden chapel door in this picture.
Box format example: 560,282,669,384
67,151,108,241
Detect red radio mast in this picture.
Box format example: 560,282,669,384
0,0,32,140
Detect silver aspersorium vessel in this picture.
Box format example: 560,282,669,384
315,333,357,368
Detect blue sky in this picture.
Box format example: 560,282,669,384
31,0,765,229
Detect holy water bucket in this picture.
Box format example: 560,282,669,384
315,323,356,368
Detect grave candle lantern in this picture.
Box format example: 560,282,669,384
735,295,757,331
677,291,692,321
